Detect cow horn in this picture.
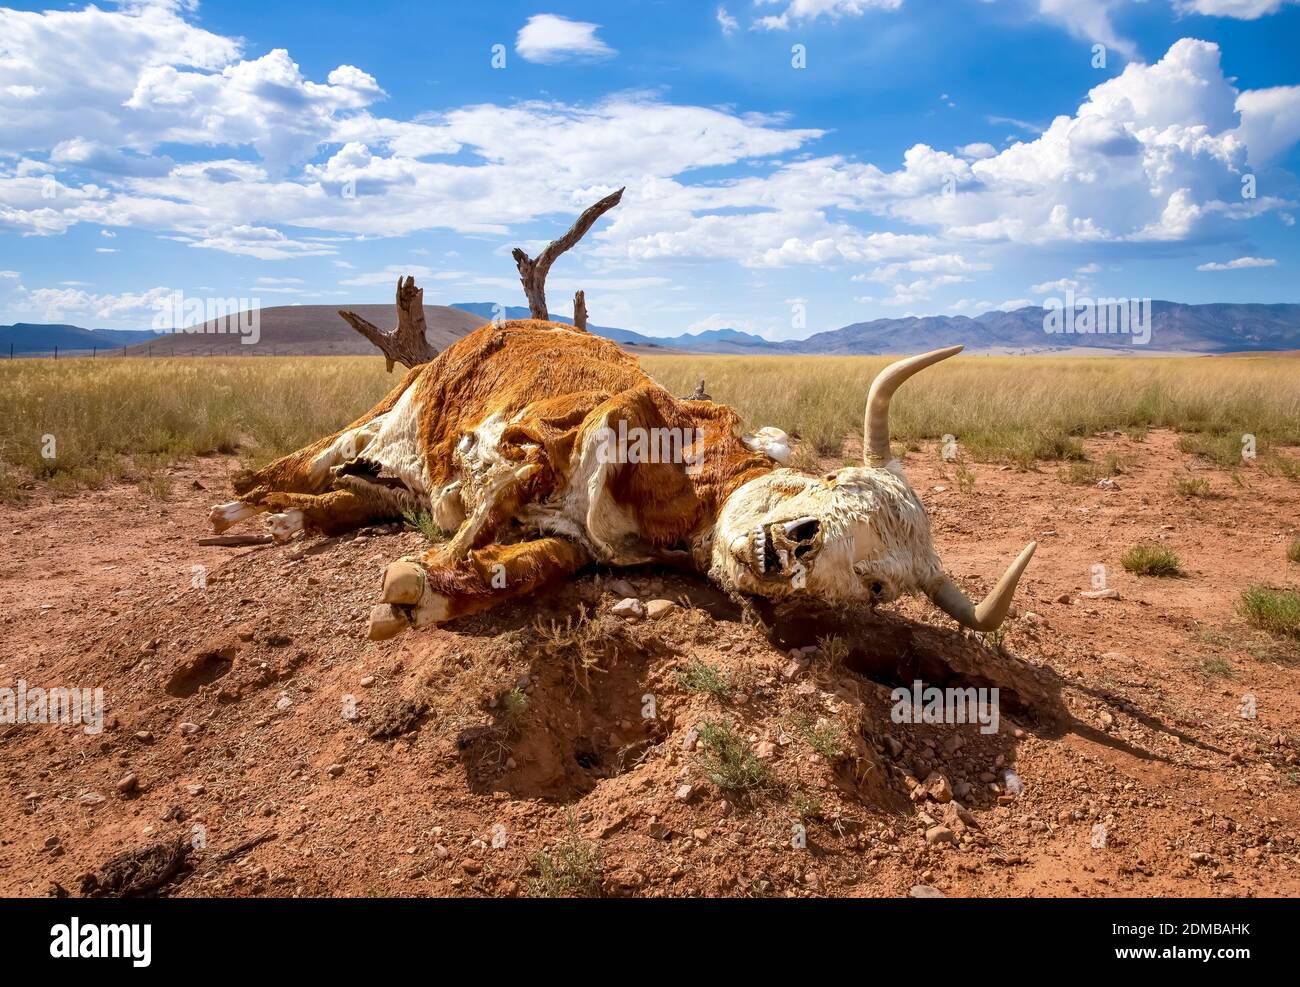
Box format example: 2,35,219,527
927,542,1037,632
864,345,963,467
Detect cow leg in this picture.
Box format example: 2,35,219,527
257,489,406,543
439,461,543,563
210,500,267,533
367,537,590,639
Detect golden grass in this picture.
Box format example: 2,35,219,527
0,356,395,498
1,351,1297,499
642,352,1300,468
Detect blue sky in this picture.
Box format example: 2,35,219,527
1,0,1298,339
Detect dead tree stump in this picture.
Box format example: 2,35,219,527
338,275,435,372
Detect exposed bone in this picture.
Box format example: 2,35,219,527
927,541,1038,632
267,510,305,544
742,426,790,465
440,462,540,562
864,345,963,467
209,500,263,534
338,275,436,372
511,189,624,320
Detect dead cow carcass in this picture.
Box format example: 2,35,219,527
209,320,1035,639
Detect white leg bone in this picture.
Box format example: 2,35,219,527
267,509,305,543
209,500,265,534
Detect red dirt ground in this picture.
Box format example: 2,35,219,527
2,429,1298,897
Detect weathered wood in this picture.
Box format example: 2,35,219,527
197,534,274,547
512,188,624,321
339,275,435,372
573,290,588,331
682,379,711,401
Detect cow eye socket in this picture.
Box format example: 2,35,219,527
870,581,884,596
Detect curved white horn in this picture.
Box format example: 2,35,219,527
927,542,1037,632
864,345,963,467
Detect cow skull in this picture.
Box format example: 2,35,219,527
710,345,1036,631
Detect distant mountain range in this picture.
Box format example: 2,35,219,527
455,300,1300,354
0,323,164,356
4,300,1297,357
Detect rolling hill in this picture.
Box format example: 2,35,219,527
117,304,486,357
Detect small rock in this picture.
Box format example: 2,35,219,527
325,763,344,778
607,578,637,598
116,773,139,795
1079,588,1120,600
359,675,376,688
925,825,956,845
675,783,694,801
611,597,645,620
78,793,106,807
177,721,200,736
923,772,954,804
185,784,205,796
909,884,946,898
134,731,154,743
645,599,679,620
1190,852,1211,865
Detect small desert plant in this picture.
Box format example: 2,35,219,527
816,633,849,664
136,472,173,501
1238,586,1300,638
791,713,847,760
953,460,976,494
402,509,446,544
1287,535,1300,564
789,789,824,820
697,718,769,793
533,606,636,693
675,657,733,699
529,819,603,898
1060,452,1129,486
1177,431,1247,467
1122,543,1182,577
1171,475,1213,498
499,687,529,735
1196,655,1234,679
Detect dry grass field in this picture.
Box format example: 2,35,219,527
2,352,1299,502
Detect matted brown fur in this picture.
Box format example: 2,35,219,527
232,319,775,547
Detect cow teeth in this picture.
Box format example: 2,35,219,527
754,528,766,573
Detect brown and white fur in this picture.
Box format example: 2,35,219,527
209,319,1035,639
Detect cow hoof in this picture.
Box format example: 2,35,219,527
367,603,410,640
267,510,305,543
381,561,426,605
210,500,262,533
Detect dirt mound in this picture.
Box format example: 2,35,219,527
2,430,1298,897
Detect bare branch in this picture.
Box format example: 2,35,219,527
339,275,436,371
573,290,588,331
513,188,624,320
